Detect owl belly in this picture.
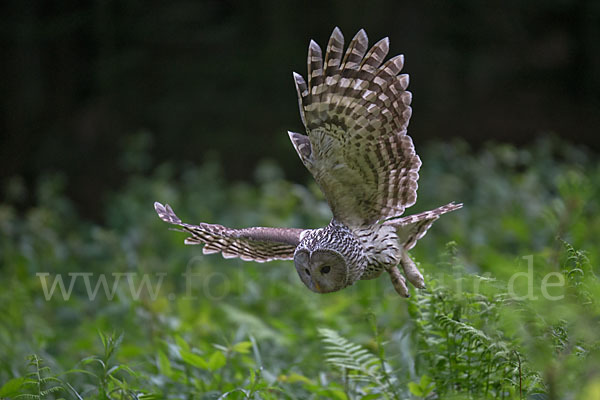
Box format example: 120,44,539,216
353,224,402,280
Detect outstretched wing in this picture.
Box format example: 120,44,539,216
385,202,463,250
154,202,305,262
289,27,420,227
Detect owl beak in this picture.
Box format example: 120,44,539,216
313,281,322,293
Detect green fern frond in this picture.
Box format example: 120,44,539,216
435,315,493,347
15,394,39,399
434,314,514,366
39,386,64,396
15,355,64,400
318,328,392,395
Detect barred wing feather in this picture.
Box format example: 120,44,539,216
290,27,421,228
154,202,304,262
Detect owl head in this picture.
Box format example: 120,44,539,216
293,222,366,293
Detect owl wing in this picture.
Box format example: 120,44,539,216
289,27,420,228
154,202,305,262
385,202,463,250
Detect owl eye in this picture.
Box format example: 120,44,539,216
321,265,331,274
305,268,311,276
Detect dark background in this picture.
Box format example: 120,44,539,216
2,0,599,220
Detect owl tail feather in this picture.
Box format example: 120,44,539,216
385,202,463,251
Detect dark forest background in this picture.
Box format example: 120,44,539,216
2,0,599,221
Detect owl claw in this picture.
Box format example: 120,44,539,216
400,251,426,289
388,267,410,297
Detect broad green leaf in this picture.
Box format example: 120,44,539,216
208,351,226,371
408,381,424,397
231,341,252,354
0,377,26,397
175,335,190,351
409,375,435,397
420,374,434,391
157,350,172,376
180,349,208,369
278,372,313,385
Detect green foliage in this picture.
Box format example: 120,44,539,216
408,278,526,398
407,375,435,398
14,355,63,399
318,328,400,399
1,138,599,399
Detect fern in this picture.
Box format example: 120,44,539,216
407,253,527,399
16,355,64,399
434,314,519,393
560,238,595,305
318,328,399,399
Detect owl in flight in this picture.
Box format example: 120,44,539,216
155,27,462,297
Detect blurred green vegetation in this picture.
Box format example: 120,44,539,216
0,137,599,399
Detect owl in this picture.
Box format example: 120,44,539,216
155,27,462,297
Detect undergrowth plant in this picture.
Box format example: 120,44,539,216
318,327,401,400
14,355,63,400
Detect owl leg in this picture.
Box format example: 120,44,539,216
387,266,410,297
400,250,425,289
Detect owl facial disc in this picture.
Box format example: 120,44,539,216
293,249,348,293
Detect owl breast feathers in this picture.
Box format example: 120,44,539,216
155,27,462,297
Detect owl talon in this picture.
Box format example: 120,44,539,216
388,267,410,297
400,251,425,289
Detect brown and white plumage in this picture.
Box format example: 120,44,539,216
155,28,463,297
154,202,303,262
386,202,463,251
289,27,420,226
